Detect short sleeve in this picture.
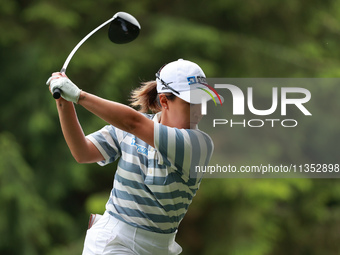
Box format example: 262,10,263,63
154,122,214,181
86,125,125,166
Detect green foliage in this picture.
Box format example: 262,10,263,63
0,133,49,254
1,0,340,254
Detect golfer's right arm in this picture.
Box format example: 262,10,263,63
56,98,104,163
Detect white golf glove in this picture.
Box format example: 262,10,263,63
46,76,81,103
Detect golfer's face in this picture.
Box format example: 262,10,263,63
168,97,202,129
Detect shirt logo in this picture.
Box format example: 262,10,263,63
131,137,148,156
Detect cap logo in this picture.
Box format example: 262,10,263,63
187,76,223,106
187,76,207,85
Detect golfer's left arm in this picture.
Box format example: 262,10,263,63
47,74,154,146
78,91,154,146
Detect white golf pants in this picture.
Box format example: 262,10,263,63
82,211,182,255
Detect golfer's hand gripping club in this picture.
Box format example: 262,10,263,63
46,74,81,103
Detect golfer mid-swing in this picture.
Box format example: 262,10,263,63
47,59,222,254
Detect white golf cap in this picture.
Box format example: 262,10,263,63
156,59,223,105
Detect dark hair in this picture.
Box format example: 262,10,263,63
130,81,176,113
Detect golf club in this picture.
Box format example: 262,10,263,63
52,12,141,99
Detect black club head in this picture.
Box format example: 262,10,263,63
108,12,141,44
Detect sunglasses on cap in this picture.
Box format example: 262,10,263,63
155,64,180,95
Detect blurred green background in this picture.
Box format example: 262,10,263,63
1,0,340,254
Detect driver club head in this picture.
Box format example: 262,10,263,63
108,12,141,44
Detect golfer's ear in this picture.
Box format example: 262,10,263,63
158,94,169,109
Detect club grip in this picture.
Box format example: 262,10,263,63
53,88,61,99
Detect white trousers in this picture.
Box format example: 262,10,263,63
82,211,182,255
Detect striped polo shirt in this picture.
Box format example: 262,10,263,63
86,112,214,233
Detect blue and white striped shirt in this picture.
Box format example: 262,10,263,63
86,112,213,233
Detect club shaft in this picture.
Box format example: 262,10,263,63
61,17,115,73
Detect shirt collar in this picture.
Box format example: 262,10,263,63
152,112,162,123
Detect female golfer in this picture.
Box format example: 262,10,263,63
47,59,221,255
